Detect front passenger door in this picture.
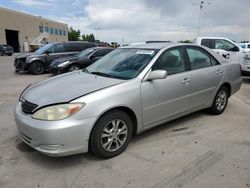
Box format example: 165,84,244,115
141,47,193,127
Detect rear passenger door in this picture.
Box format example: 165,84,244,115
185,46,224,109
141,47,193,127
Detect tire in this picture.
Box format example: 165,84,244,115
208,86,229,115
29,61,45,75
7,53,12,56
0,52,3,56
68,64,80,72
90,110,133,158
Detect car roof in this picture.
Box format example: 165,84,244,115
122,42,176,49
91,46,114,50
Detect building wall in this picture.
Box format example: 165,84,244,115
0,7,68,52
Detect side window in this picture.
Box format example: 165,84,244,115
48,44,64,53
215,39,236,51
152,48,186,75
201,39,212,48
93,50,106,57
187,48,212,70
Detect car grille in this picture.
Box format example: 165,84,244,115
21,100,38,114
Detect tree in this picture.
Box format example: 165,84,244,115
82,33,95,42
178,40,193,43
68,27,80,41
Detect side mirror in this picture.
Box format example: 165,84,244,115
147,70,167,81
44,50,50,55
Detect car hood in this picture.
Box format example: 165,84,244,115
16,53,34,59
51,56,80,66
22,71,126,107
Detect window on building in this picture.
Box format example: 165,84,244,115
50,27,54,34
63,30,66,36
59,29,62,36
55,28,59,35
45,26,49,33
39,25,44,33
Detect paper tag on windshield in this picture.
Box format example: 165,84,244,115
136,50,155,55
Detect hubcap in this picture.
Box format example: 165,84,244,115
37,64,43,73
101,119,128,152
216,90,227,111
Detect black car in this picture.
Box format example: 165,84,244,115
49,47,114,74
14,41,97,75
0,44,14,56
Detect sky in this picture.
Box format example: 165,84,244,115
1,0,250,44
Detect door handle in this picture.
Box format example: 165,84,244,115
216,70,223,75
182,78,191,84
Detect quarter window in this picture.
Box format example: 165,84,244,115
152,48,186,75
187,48,212,70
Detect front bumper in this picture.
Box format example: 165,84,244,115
15,102,97,156
241,63,250,76
49,65,67,75
14,59,28,71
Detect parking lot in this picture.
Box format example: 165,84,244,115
0,54,250,188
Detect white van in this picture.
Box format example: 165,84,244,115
195,37,250,76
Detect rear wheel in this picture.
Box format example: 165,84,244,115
68,64,80,72
29,61,45,75
209,86,229,115
7,53,12,56
90,110,133,158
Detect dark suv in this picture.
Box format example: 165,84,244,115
49,47,114,74
14,41,97,75
0,44,14,56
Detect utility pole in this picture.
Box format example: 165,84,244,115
193,1,210,37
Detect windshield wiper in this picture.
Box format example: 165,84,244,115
90,71,113,78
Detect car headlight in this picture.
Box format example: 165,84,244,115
32,103,85,121
58,61,70,67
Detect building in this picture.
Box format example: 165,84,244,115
0,7,68,52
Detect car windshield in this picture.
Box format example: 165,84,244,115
75,48,95,58
34,43,54,54
86,48,159,80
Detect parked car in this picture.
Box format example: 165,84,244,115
238,42,250,58
195,37,250,76
0,44,14,56
14,41,97,75
15,43,241,158
49,47,114,74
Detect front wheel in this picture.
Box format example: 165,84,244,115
29,61,45,75
209,86,229,115
90,110,133,158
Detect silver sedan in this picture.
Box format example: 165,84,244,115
15,43,242,158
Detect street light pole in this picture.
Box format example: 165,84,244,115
193,1,210,37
